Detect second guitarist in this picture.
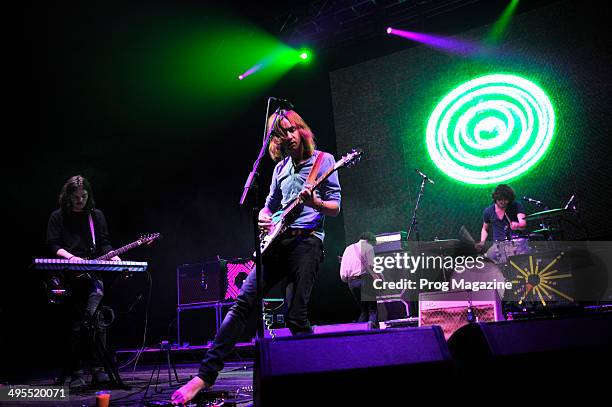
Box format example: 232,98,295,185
46,175,119,387
172,109,341,404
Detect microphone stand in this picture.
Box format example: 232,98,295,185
239,98,284,340
407,176,429,318
407,176,429,242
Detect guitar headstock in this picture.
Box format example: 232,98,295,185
338,148,363,168
138,233,161,246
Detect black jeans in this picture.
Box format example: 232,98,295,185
61,276,105,377
197,234,323,385
347,274,378,325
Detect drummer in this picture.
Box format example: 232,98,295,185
476,184,527,251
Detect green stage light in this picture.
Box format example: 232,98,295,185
298,49,311,61
489,0,520,43
426,74,555,185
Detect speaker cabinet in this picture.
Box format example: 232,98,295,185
177,261,225,305
448,313,612,401
255,327,453,406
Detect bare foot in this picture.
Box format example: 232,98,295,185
171,376,210,405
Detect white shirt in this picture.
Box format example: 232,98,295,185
340,239,375,282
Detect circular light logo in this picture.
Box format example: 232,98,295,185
426,74,555,185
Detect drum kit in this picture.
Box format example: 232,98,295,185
486,200,581,264
453,195,585,310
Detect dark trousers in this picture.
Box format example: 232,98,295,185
198,235,323,385
347,274,378,325
61,277,105,376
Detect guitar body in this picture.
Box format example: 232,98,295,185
259,211,290,254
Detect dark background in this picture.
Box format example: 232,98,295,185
3,0,610,379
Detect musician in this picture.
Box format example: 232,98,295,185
340,232,380,328
172,109,341,404
476,184,527,250
46,175,120,387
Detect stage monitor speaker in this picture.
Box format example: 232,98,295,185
448,313,612,401
255,327,453,406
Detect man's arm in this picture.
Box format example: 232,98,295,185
363,244,382,280
339,246,351,283
299,189,340,217
480,222,489,242
300,152,341,217
475,222,489,251
511,213,527,230
510,201,528,231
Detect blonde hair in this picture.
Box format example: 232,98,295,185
267,110,316,162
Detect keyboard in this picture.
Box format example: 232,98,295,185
32,258,148,273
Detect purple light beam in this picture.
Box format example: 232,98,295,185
387,27,486,57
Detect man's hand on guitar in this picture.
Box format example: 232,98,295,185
299,184,322,209
258,211,274,233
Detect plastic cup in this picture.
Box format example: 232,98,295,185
95,390,111,407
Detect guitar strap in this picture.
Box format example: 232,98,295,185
88,212,97,253
305,151,326,187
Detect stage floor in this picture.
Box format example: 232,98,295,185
6,361,254,407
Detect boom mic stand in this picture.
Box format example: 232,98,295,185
239,98,285,339
407,174,432,242
406,171,433,317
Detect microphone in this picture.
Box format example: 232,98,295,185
415,169,435,184
271,97,294,110
522,196,543,206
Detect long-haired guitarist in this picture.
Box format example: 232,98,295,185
172,109,342,404
46,175,119,387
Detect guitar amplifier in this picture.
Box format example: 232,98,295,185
177,261,226,305
177,258,255,306
419,289,503,340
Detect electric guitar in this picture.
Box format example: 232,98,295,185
42,233,161,303
259,149,363,254
94,232,161,261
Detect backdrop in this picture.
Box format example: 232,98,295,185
331,0,612,244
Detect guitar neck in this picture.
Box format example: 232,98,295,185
96,241,141,261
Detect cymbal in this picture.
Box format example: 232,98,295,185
530,227,561,234
525,208,570,220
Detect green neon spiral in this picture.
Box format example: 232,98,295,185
426,74,555,185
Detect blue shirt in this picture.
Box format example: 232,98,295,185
483,201,525,241
265,150,341,242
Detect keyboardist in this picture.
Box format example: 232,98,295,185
46,175,119,387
